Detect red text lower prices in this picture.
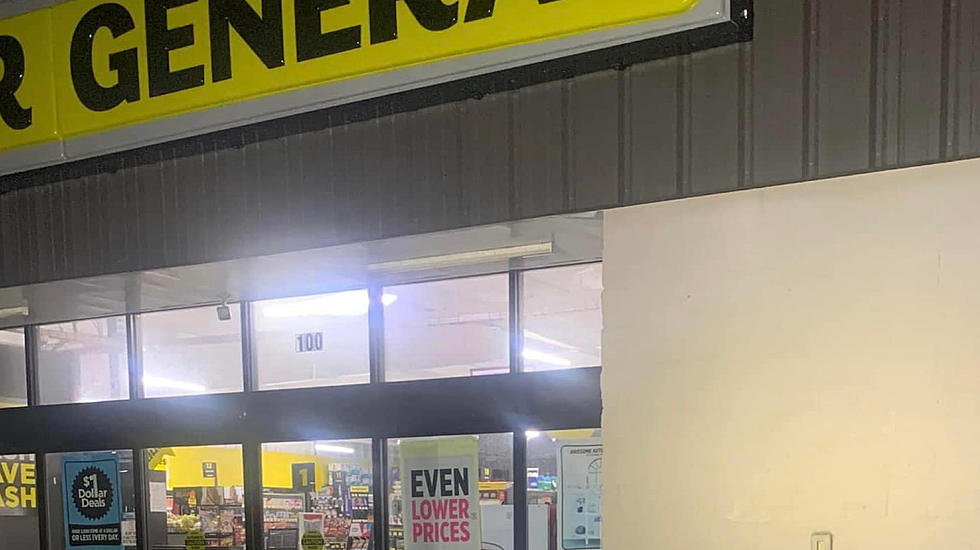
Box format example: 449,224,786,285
409,467,474,544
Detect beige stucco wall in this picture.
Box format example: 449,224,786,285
602,158,980,549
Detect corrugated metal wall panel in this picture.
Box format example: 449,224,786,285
408,103,465,235
950,0,980,158
1,0,978,289
750,0,806,185
627,57,681,203
513,81,567,220
567,71,622,211
874,0,945,167
688,44,744,194
459,94,512,226
814,0,874,177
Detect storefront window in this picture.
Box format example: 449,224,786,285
255,292,372,390
145,444,247,550
387,433,513,550
261,440,374,550
0,454,39,550
141,305,243,398
44,450,137,550
526,429,602,550
385,275,510,382
522,264,602,372
0,329,27,408
37,317,129,405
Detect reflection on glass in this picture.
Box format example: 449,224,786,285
385,275,509,381
0,454,39,550
527,428,602,550
261,440,374,550
0,328,27,408
387,433,513,550
255,291,373,390
522,264,603,372
37,317,129,405
141,305,243,398
44,450,136,550
144,444,246,550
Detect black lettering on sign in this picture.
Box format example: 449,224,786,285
410,468,470,497
209,0,285,82
453,467,468,496
70,3,141,112
0,35,31,130
368,0,459,45
411,470,424,498
463,0,494,22
294,0,360,62
145,0,205,97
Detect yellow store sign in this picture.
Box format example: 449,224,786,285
0,458,36,515
0,0,723,161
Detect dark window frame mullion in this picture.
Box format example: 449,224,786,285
127,314,144,400
36,451,49,550
369,283,386,384
369,283,389,550
513,432,528,550
131,448,150,550
25,328,49,550
241,301,265,550
509,270,528,550
25,325,39,406
372,437,389,550
509,270,524,374
127,314,150,550
241,301,257,392
243,439,265,550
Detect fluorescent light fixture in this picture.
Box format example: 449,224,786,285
525,430,541,440
0,305,28,319
524,330,578,351
368,242,553,273
143,375,207,393
522,348,572,367
316,444,355,455
262,291,397,318
0,330,24,346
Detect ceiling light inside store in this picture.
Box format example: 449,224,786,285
368,242,553,273
0,330,25,346
525,430,541,440
0,305,28,319
316,444,355,455
262,291,397,318
522,348,572,367
143,375,207,393
524,330,578,351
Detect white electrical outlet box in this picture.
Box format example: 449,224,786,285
811,532,832,550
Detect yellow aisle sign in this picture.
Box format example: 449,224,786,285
1,0,698,153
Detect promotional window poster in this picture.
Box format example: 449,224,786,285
0,456,37,516
399,437,481,550
557,440,602,550
62,453,124,550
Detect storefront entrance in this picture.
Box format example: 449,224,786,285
0,216,604,550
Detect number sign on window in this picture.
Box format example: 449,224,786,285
296,332,324,353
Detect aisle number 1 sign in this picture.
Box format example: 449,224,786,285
293,462,316,490
62,453,124,550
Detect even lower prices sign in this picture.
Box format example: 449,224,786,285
400,437,481,550
62,453,124,550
